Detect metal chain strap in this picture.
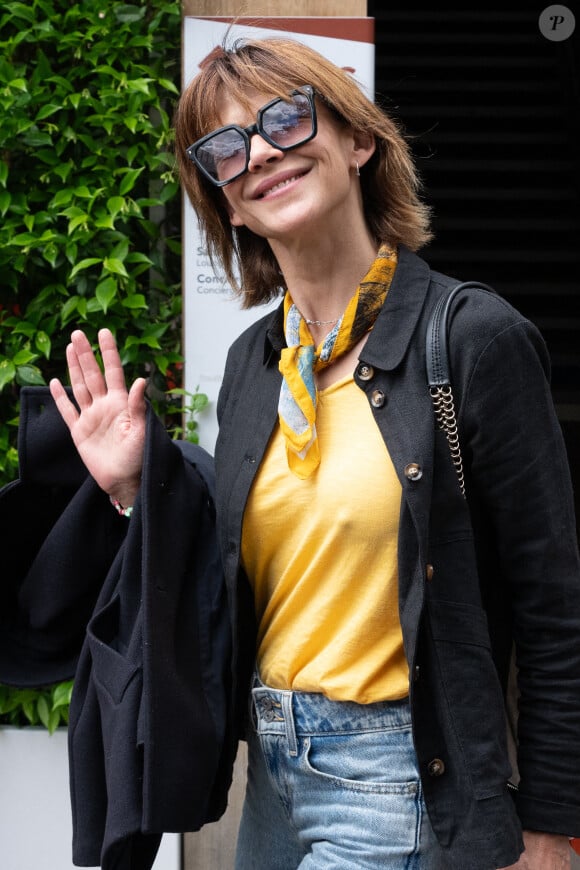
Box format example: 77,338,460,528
429,384,466,498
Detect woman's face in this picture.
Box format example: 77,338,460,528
215,88,374,245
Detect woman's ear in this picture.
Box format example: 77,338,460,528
352,131,376,172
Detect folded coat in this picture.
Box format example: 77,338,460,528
0,387,236,869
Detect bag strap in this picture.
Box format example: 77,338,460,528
426,281,495,498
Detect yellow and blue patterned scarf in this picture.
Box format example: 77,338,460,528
278,244,398,478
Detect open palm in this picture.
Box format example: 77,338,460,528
49,328,147,506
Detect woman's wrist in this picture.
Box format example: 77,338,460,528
107,480,141,514
110,496,134,518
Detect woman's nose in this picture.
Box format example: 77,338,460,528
247,133,284,172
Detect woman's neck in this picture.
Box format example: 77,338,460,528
272,233,380,325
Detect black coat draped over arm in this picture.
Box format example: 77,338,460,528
0,387,236,870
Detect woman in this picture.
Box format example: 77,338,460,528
47,37,580,870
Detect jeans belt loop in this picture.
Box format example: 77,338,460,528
281,692,298,757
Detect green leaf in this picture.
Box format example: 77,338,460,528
118,167,144,196
0,360,16,391
35,103,62,121
15,365,46,386
42,243,59,267
6,4,35,23
69,257,102,279
125,252,153,265
46,709,62,734
11,232,37,246
140,335,162,349
9,77,28,91
23,129,53,147
37,695,51,729
12,348,37,365
107,196,125,217
60,295,80,324
111,239,129,261
103,257,128,277
94,213,116,230
46,75,74,93
53,161,73,182
52,680,73,710
67,213,89,234
9,321,36,338
95,276,117,313
114,5,147,23
51,189,74,207
124,116,138,133
35,331,51,358
121,294,147,309
0,190,10,216
22,698,38,725
158,78,179,94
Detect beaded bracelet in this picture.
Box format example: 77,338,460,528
110,496,134,518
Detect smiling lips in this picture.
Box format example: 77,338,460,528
254,169,308,199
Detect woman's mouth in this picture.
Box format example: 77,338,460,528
255,171,308,199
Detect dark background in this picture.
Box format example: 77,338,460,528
367,2,580,531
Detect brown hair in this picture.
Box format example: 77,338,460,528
174,36,433,308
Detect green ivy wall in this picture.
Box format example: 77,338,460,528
0,0,184,728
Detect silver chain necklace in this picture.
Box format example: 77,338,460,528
305,316,340,326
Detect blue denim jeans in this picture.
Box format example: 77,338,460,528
235,677,447,869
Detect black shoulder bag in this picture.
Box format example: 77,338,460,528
425,281,495,498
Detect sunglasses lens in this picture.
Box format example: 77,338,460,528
188,88,316,186
195,129,247,184
262,93,314,148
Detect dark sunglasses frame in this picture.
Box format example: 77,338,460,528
186,85,317,188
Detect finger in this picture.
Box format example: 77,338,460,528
98,328,127,394
70,330,107,399
127,377,148,424
49,377,80,431
65,340,94,410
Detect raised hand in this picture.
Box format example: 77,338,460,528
49,328,147,508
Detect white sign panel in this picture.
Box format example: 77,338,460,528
182,17,374,450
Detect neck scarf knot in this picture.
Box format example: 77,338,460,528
278,244,398,478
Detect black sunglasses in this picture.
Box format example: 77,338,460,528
186,86,317,187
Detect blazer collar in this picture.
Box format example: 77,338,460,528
361,244,432,371
263,244,432,369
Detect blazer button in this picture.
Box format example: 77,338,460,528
427,758,446,777
404,462,423,481
370,389,385,408
413,664,421,683
357,363,374,381
426,564,434,582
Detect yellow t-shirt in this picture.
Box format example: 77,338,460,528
241,374,408,704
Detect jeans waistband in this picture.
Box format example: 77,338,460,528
250,674,411,758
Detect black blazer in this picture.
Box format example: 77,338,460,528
214,245,580,870
0,389,235,869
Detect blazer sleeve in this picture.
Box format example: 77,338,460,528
0,387,128,687
454,297,580,836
